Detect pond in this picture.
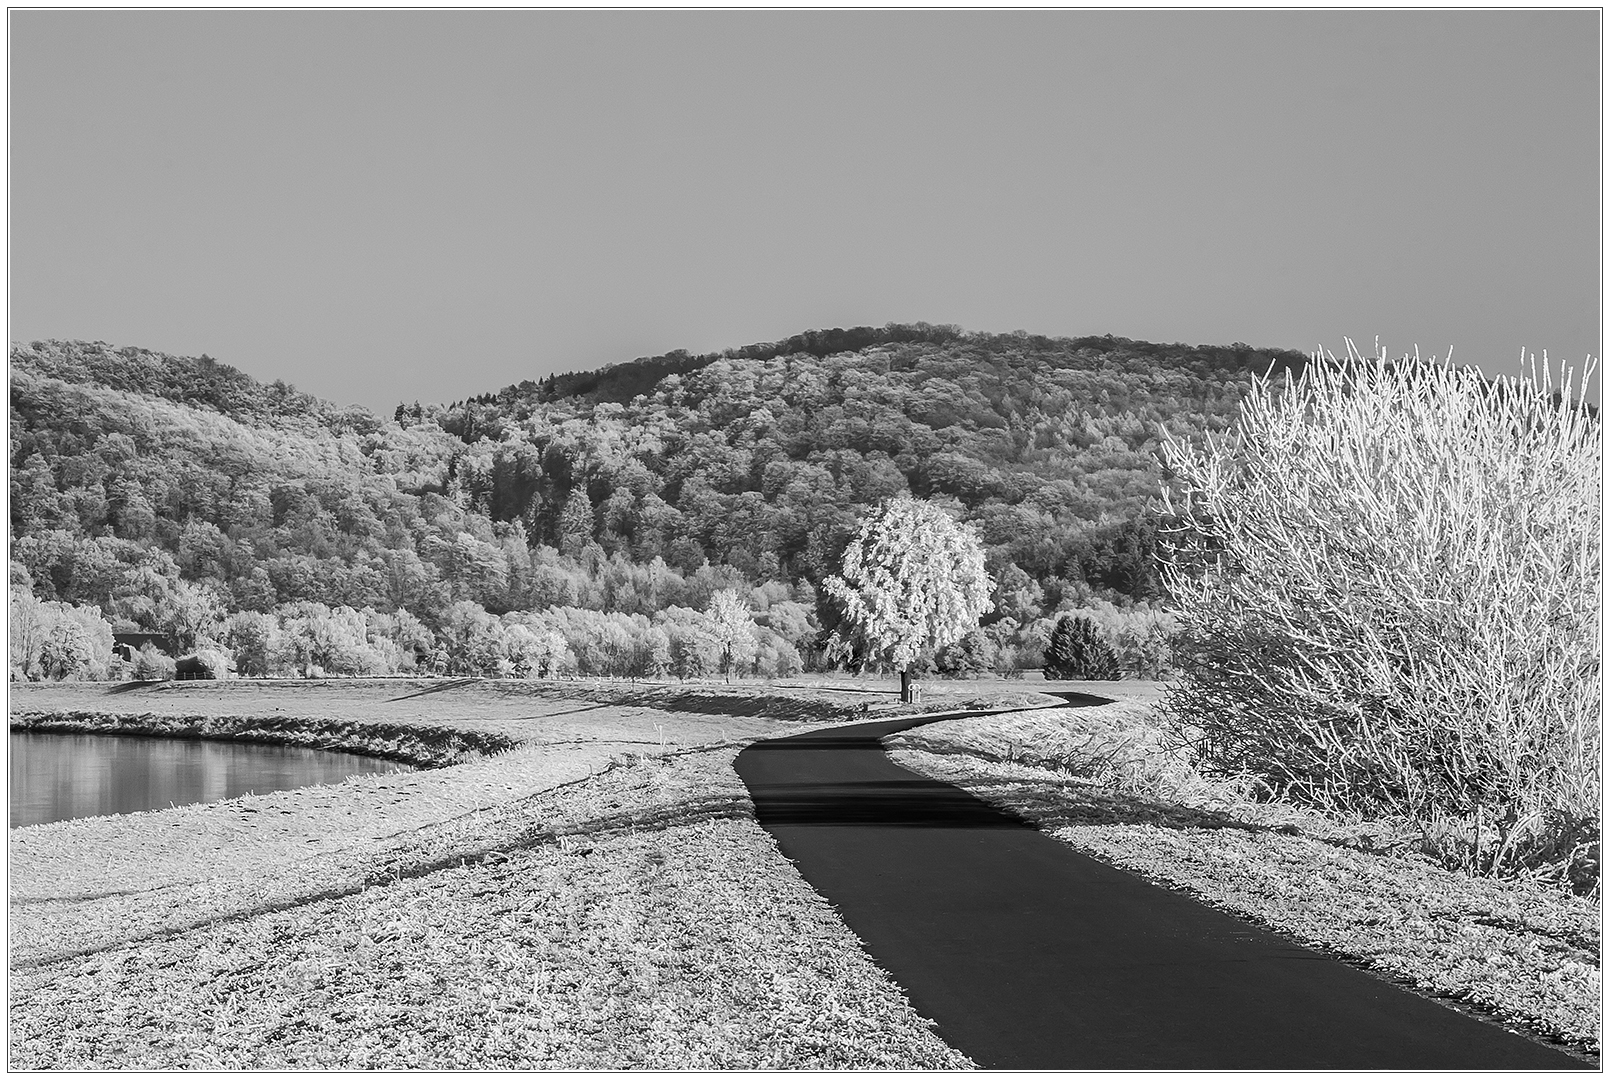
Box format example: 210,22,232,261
9,732,412,828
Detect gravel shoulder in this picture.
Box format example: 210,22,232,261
8,680,972,1069
885,699,1601,1060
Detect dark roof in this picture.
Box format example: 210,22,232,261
112,632,174,652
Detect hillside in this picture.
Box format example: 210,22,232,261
9,327,1306,666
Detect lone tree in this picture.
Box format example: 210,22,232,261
1043,615,1120,681
823,496,993,703
704,588,757,682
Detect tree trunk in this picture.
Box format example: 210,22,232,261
900,669,915,704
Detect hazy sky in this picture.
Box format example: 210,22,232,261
9,9,1601,412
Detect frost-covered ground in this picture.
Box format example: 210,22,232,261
9,681,969,1069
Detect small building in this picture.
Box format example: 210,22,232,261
112,633,176,663
175,652,235,680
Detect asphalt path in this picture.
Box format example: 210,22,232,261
734,709,1590,1070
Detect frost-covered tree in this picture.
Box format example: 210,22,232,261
631,625,673,680
9,591,50,681
824,496,993,702
132,642,176,682
9,593,113,681
275,601,385,677
705,588,757,681
223,610,280,677
659,606,720,681
157,579,225,654
39,620,92,681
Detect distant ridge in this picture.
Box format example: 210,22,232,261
443,322,1310,414
11,338,369,435
446,323,975,413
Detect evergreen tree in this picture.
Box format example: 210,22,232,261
1043,614,1120,680
558,489,596,559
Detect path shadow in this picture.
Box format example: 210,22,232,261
606,687,872,723
745,775,1031,828
753,735,910,752
963,775,1275,834
104,682,153,695
1041,691,1118,707
743,731,1236,833
772,683,899,696
922,756,1406,855
386,679,482,702
755,715,1309,839
505,703,614,721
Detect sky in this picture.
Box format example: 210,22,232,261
8,9,1601,413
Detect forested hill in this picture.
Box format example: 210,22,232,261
9,328,1306,641
437,323,979,411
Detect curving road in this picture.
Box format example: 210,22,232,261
735,709,1589,1070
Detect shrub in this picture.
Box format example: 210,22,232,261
223,611,280,676
1160,343,1600,889
10,595,114,680
132,643,177,681
39,620,93,681
1043,615,1120,680
1111,610,1178,680
934,630,995,678
659,606,721,680
176,648,232,680
668,628,717,680
275,601,392,676
750,628,802,679
993,644,1028,679
503,622,576,679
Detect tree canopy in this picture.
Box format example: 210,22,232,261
822,496,993,680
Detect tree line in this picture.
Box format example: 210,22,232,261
8,326,1295,683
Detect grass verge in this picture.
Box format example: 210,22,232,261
886,701,1601,1061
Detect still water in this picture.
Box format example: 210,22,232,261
9,732,411,828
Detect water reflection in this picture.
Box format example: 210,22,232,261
9,732,411,828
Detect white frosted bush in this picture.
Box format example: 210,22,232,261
1160,341,1600,887
132,642,177,682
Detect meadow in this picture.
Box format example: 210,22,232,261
8,676,975,1068
8,674,1597,1066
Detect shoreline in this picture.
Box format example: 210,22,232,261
8,708,970,1067
8,708,516,769
7,681,850,961
4,674,1068,774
